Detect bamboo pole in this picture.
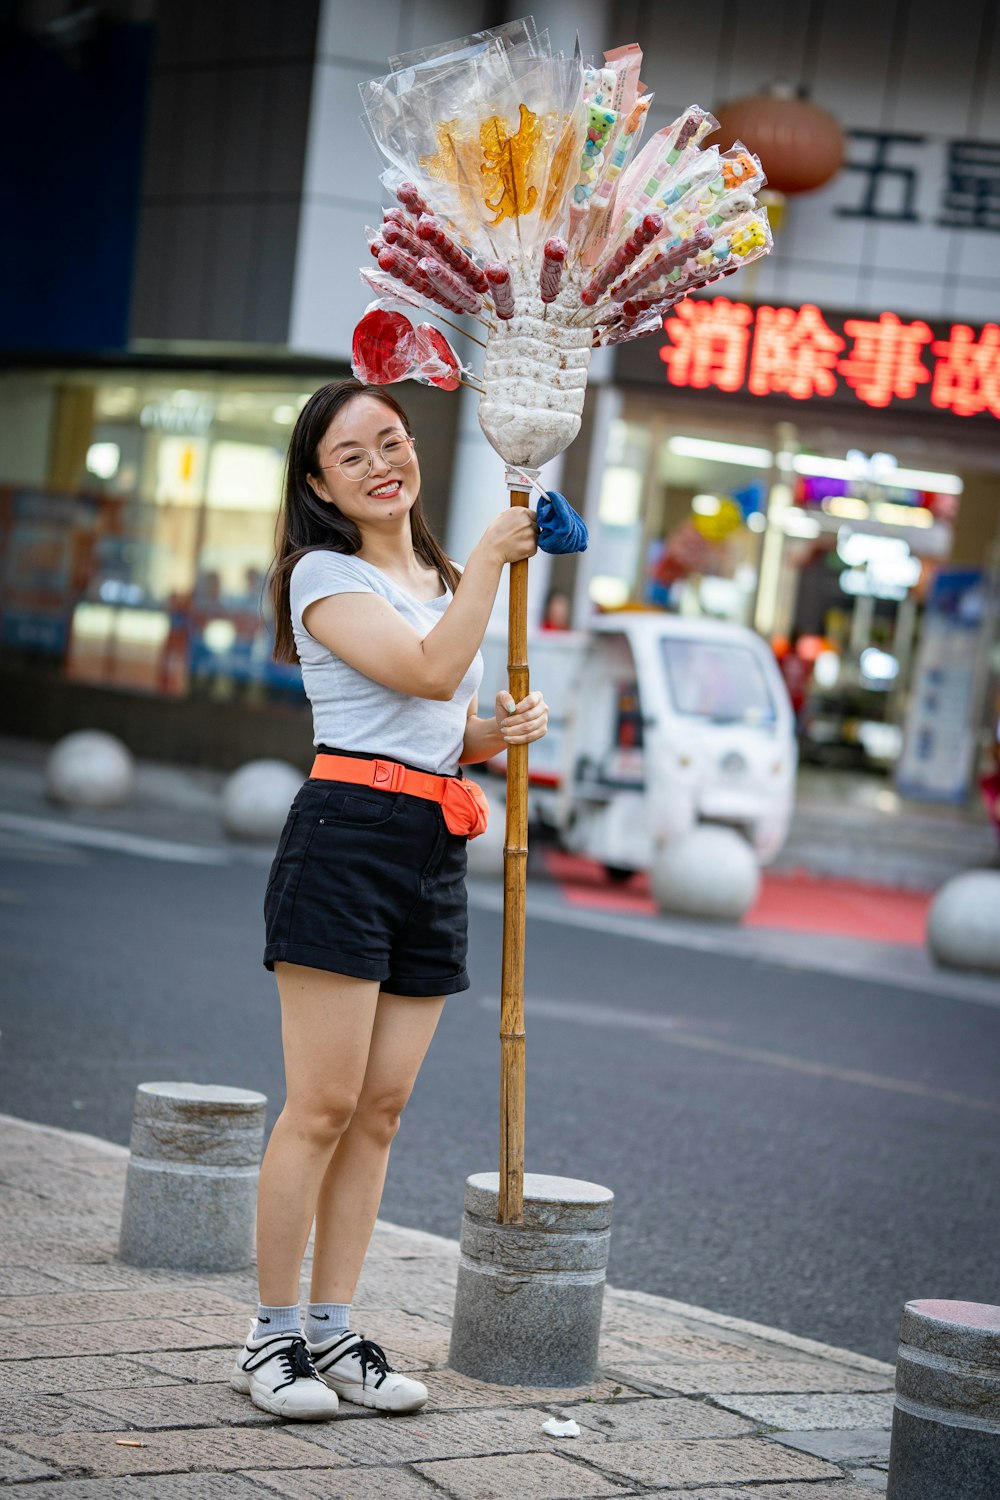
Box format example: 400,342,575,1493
499,484,530,1224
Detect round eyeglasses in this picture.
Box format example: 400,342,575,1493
321,435,416,481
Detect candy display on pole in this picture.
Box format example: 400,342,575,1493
352,17,773,1225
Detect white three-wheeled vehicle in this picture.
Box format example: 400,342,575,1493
481,612,797,879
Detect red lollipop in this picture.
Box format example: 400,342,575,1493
414,324,461,391
351,308,416,385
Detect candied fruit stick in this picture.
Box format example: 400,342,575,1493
581,212,663,305
396,181,430,217
416,214,489,294
417,254,483,315
539,238,568,304
377,246,468,316
484,261,515,320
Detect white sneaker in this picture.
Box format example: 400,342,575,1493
231,1323,339,1420
307,1330,428,1413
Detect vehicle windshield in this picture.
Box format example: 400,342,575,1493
660,638,777,726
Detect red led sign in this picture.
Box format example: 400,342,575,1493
652,300,1000,418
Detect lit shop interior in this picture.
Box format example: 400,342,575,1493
583,398,999,785
0,372,319,706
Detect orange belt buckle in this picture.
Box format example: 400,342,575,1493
371,758,405,793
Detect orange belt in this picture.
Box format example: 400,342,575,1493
309,753,489,838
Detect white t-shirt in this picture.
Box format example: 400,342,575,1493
289,549,484,776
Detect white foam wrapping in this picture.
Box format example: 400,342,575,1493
478,263,594,468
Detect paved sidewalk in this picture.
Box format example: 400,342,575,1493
0,1113,895,1497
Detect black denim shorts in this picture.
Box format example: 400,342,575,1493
262,772,470,997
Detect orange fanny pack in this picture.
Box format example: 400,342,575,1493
310,753,490,839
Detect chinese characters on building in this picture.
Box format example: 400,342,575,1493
837,129,1000,231
658,300,1000,417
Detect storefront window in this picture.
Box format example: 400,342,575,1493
0,369,313,705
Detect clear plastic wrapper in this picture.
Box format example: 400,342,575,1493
351,25,772,452
351,304,469,390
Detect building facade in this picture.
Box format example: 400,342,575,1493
1,0,998,790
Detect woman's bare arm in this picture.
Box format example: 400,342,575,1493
302,509,536,701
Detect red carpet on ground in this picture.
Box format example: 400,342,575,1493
541,848,931,947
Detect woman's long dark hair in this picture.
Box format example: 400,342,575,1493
269,379,460,664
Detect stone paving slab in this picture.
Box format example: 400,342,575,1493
293,1404,608,1465
67,1382,280,1430
0,1394,125,1436
662,1487,882,1500
0,1445,60,1483
712,1392,895,1430
246,1467,442,1499
0,1287,249,1328
0,1317,236,1359
0,1478,263,1500
0,1267,66,1295
127,1348,238,1386
4,1427,347,1479
570,1396,754,1442
393,1367,646,1410
773,1428,893,1463
604,1358,894,1397
602,1329,770,1362
0,1354,179,1398
575,1435,844,1488
413,1450,632,1498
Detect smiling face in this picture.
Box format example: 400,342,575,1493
309,394,420,529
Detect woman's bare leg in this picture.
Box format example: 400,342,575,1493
255,961,381,1307
309,990,446,1304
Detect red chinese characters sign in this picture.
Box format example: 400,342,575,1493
646,300,1000,419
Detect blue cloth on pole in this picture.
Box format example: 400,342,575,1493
536,491,588,554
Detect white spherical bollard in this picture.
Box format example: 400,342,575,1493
927,871,1000,975
221,760,303,840
651,824,760,922
45,730,135,809
465,780,506,878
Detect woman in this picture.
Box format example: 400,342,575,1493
231,379,548,1420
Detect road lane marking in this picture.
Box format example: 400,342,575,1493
478,995,1000,1117
0,811,233,866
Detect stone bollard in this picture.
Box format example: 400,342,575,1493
927,871,1000,975
650,825,760,922
46,730,135,809
449,1172,613,1387
886,1299,1000,1499
119,1082,267,1271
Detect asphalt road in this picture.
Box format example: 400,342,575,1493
1,829,998,1363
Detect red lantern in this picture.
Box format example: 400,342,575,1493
712,90,845,196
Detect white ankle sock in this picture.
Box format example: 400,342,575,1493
305,1302,352,1344
253,1303,300,1341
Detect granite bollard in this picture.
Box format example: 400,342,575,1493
449,1172,613,1386
886,1299,1000,1499
119,1082,267,1271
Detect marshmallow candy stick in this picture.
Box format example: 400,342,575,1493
416,214,489,294
484,261,516,320
539,238,568,304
